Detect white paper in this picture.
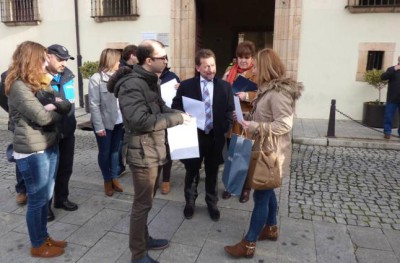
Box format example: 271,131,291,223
141,32,157,40
167,118,199,160
157,33,169,46
161,79,178,107
182,96,205,130
234,96,244,123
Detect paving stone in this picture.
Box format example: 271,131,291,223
348,225,392,251
355,248,398,263
313,221,357,263
76,232,127,263
277,217,316,263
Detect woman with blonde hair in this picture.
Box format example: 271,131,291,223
6,41,68,258
224,48,303,258
89,48,124,196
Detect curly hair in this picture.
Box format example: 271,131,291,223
5,41,47,96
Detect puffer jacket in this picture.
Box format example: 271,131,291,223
8,80,62,153
107,65,184,167
247,78,304,178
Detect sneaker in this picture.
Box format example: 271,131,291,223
384,134,391,139
146,236,169,250
16,193,27,205
131,253,159,263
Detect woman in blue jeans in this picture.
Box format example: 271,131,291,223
89,48,124,196
224,48,304,258
6,41,70,258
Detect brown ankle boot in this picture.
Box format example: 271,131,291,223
224,239,256,258
104,181,113,196
46,236,67,248
31,242,64,258
112,179,123,192
161,182,170,195
259,225,279,241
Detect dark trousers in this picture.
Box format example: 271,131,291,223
183,130,221,207
53,135,75,204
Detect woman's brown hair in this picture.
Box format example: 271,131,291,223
5,41,47,95
98,48,121,73
256,48,286,87
236,40,256,58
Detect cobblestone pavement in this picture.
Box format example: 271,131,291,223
289,144,400,230
2,119,400,262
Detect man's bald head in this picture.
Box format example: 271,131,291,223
136,39,165,66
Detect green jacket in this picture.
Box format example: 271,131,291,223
8,80,61,153
108,65,183,167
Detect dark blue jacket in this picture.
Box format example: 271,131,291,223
50,67,76,138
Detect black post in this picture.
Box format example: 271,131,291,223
327,99,336,138
74,0,84,108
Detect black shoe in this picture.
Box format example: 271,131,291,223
48,207,55,222
222,190,232,199
207,205,220,221
131,253,159,263
239,189,250,203
54,199,78,211
183,203,194,219
146,236,169,250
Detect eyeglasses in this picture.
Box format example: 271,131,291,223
151,56,168,61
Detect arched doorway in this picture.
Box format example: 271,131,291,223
170,0,302,80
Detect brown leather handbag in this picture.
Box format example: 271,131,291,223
248,124,282,190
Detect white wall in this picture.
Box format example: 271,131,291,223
0,0,172,107
296,0,400,119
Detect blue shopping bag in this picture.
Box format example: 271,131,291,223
222,134,253,196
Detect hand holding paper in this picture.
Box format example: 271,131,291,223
233,96,244,123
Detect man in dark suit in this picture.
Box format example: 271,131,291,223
172,49,234,221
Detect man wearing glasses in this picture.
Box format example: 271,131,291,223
108,39,190,263
46,44,78,221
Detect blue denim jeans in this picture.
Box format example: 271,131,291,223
245,189,278,242
16,145,59,247
94,123,124,181
15,164,26,194
384,102,400,135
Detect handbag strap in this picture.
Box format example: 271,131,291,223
258,123,275,152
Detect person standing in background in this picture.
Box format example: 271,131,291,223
172,49,234,222
89,48,124,197
159,62,180,195
0,70,27,205
221,40,257,203
46,44,78,221
381,56,400,139
120,44,138,69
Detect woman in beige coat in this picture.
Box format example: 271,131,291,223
224,48,303,258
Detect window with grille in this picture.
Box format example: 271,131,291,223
91,0,138,22
0,0,40,25
359,0,400,6
366,51,384,70
347,0,400,12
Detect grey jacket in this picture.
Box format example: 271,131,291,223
88,72,120,131
107,65,184,167
8,80,61,153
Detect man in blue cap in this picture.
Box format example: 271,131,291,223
46,44,78,221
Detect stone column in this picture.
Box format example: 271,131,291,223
170,0,196,80
273,0,302,80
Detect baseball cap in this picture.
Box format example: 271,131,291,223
47,44,75,60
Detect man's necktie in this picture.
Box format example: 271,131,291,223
202,80,213,134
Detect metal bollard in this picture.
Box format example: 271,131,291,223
327,99,336,138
